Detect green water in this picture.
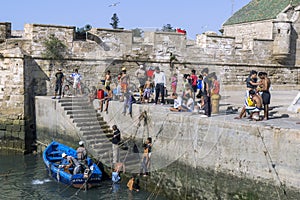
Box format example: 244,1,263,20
0,153,166,200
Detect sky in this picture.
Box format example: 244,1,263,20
1,0,251,39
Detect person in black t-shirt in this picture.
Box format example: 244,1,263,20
52,68,64,99
112,125,121,164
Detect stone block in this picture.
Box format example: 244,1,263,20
0,130,5,138
5,119,13,125
0,124,6,130
19,120,25,126
13,120,20,125
11,125,20,132
18,131,25,139
11,131,19,139
6,125,12,131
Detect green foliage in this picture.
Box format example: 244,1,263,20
161,24,175,32
132,28,144,37
42,34,66,60
110,13,120,29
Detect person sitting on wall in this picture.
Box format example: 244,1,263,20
99,86,113,113
245,89,263,121
169,93,189,112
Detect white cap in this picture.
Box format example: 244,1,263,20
139,65,143,68
62,153,67,158
79,141,84,146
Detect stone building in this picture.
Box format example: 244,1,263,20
0,0,300,152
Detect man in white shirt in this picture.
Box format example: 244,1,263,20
152,67,166,105
70,68,82,96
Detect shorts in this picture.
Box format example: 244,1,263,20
261,91,271,105
121,83,128,92
73,81,81,89
192,85,197,93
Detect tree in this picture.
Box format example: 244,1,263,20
42,34,67,61
161,24,175,32
132,28,144,37
110,13,120,29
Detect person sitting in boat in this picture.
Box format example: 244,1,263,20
76,141,87,169
61,153,81,175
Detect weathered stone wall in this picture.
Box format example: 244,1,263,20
0,22,11,41
1,21,300,153
222,20,274,49
35,96,80,146
102,101,300,199
0,117,26,153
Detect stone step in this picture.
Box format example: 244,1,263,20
81,130,105,136
70,113,98,119
61,102,91,107
86,137,110,145
80,125,109,132
83,134,109,141
66,110,96,115
58,97,89,103
77,122,101,127
72,117,98,123
100,124,110,129
91,142,112,149
64,106,94,111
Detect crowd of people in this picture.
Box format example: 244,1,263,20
51,66,276,196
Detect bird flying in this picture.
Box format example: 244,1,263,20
109,2,120,7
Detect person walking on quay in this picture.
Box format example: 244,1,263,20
111,125,121,164
123,90,136,117
52,68,64,99
152,66,166,105
70,68,83,96
258,72,271,120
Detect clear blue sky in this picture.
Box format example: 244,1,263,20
2,0,251,39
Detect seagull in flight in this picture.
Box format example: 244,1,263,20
109,2,120,7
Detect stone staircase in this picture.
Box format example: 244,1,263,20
57,97,141,173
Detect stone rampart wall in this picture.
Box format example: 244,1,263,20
102,101,300,199
222,20,274,47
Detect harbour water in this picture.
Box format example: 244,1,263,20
0,152,166,200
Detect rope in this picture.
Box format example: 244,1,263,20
146,174,166,200
257,128,287,198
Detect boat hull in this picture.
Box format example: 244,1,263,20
43,141,102,188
